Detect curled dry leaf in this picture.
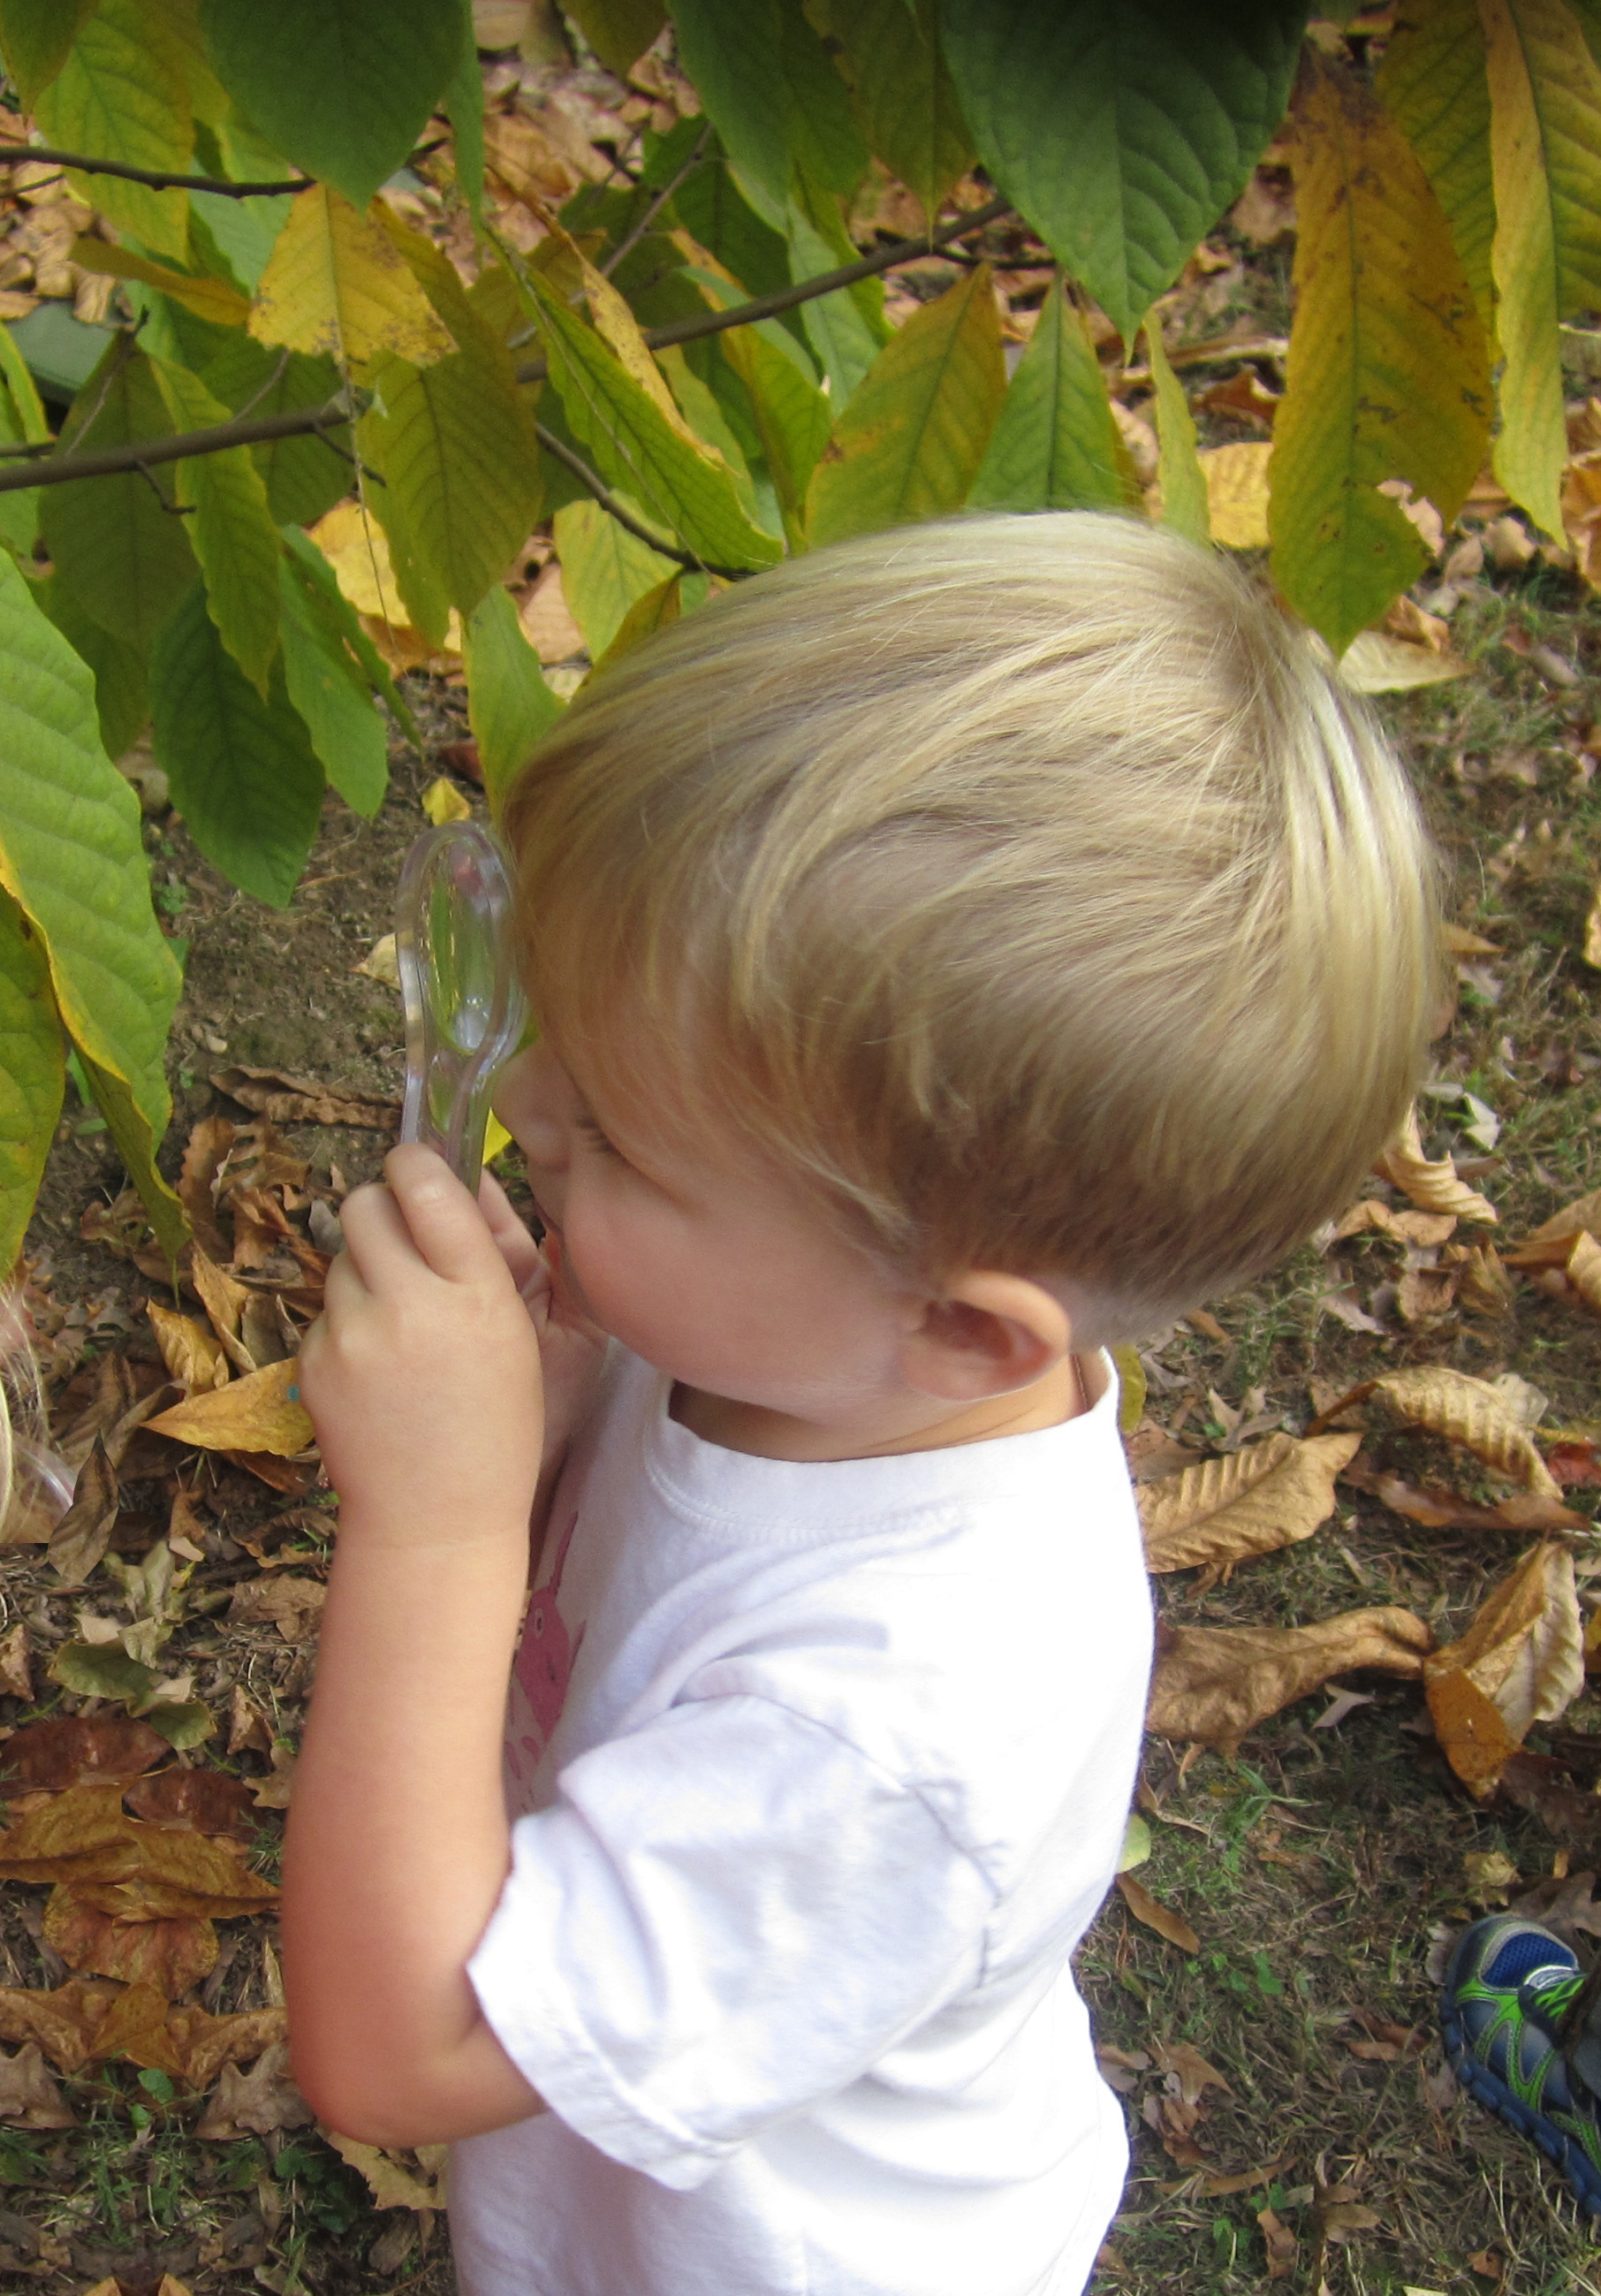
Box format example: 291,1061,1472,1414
147,1359,314,1460
228,1575,327,1641
188,1246,257,1373
324,2129,450,2210
0,1978,117,2072
1333,1199,1458,1246
178,1114,236,1261
1563,1230,1601,1315
1456,1243,1515,1316
45,1435,118,1586
194,2039,314,2139
1140,1432,1361,1573
1525,1188,1601,1246
0,1623,32,1701
1147,1608,1433,1752
1425,1541,1585,1794
42,1888,216,1997
209,1064,398,1129
1342,1455,1586,1532
1113,1872,1200,1952
1375,1106,1498,1223
0,2041,74,2128
146,1302,229,1396
1316,1366,1562,1498
1256,2204,1296,2280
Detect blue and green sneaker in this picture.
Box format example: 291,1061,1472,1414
1440,1914,1601,2216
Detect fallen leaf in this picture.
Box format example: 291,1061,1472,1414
1497,1750,1601,1853
1456,1243,1515,1317
228,1575,327,1640
147,1302,230,1396
125,1770,258,1840
147,1360,314,1459
1339,631,1470,693
1118,1813,1151,1872
1463,1849,1521,1901
1396,1265,1460,1324
0,2042,73,2128
43,1887,216,1996
355,933,400,986
1140,1432,1361,1573
421,775,473,825
1199,439,1271,547
1195,369,1280,424
1317,1283,1387,1334
518,560,587,663
1147,1608,1433,1751
1333,1200,1457,1246
0,1623,32,1700
46,1436,118,1585
1524,1188,1601,1246
85,1980,186,2077
0,1780,277,1915
227,1684,272,1757
1375,1106,1498,1222
2,1715,170,1791
324,2128,448,2209
189,1247,256,1372
194,2041,313,2139
1114,1872,1200,1951
1355,1470,1584,1533
249,1742,297,1809
209,1064,399,1129
1322,2201,1381,2239
170,2003,286,2090
1548,1436,1601,1486
178,1114,236,1260
1257,2203,1296,2280
1152,2037,1232,2102
1316,1367,1561,1497
1511,1867,1601,1947
1425,1542,1585,1792
0,1979,115,2072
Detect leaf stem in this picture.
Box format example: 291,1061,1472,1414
533,420,750,581
0,146,308,197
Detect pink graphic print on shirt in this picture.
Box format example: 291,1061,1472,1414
506,1509,585,1789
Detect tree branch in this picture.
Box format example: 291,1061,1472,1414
599,124,711,281
1,146,306,197
0,197,1018,498
534,421,750,582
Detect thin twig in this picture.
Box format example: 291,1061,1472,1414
0,394,356,497
0,145,307,197
533,421,750,582
600,124,711,281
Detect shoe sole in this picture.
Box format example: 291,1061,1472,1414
1441,1980,1601,2217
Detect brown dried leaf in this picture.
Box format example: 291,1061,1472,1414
146,1303,229,1396
1332,1199,1458,1246
0,1780,277,1914
189,1245,256,1372
0,2041,73,2127
1375,1106,1498,1222
0,1978,115,2072
1256,2204,1296,2280
1151,2037,1232,2102
178,1115,236,1261
169,2003,286,2091
1425,1541,1585,1791
90,1980,188,2077
46,1436,118,1585
1147,1608,1433,1751
124,1770,257,1840
209,1065,398,1129
147,1359,314,1459
1525,1189,1601,1246
228,1575,326,1640
42,1885,216,1997
1457,1243,1515,1316
1565,1230,1601,1314
227,1684,272,1756
2,1714,170,1791
1140,1432,1361,1573
1114,1872,1200,1951
324,2129,448,2209
0,1623,32,1700
1357,1469,1584,1533
1396,1265,1460,1324
194,2040,313,2138
1369,1367,1561,1497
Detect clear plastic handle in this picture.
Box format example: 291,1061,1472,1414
396,821,527,1196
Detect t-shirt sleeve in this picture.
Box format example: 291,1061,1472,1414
467,1692,995,2191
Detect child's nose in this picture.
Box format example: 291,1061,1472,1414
493,1046,567,1173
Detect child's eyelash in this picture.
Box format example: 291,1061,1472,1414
574,1113,619,1155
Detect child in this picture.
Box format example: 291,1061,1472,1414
284,512,1439,2296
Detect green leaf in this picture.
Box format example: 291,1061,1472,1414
1143,323,1210,544
714,323,831,544
0,0,98,107
970,279,1140,513
280,522,421,744
37,577,148,764
0,319,49,447
150,584,324,909
936,0,1308,338
1377,0,1496,336
166,316,350,528
1269,49,1493,653
673,156,800,316
0,549,182,1249
552,498,680,658
1478,0,1601,537
0,325,46,561
656,344,776,532
200,0,467,213
277,552,387,817
806,264,1005,546
524,270,783,572
825,0,975,225
79,1047,188,1263
149,356,283,696
140,1698,216,1750
36,0,193,260
41,344,198,654
360,340,543,622
562,0,666,77
464,583,564,817
671,0,867,224
786,174,891,406
0,886,64,1276
443,10,486,225
49,1639,159,1707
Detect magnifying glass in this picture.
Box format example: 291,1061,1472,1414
395,821,527,1196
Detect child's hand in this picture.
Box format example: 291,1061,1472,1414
478,1168,608,1471
299,1145,543,1544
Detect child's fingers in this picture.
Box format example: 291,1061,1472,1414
478,1170,543,1292
335,1179,418,1288
383,1144,509,1287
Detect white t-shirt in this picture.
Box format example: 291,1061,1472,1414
453,1346,1151,2296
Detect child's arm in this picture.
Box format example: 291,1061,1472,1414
283,1146,550,2148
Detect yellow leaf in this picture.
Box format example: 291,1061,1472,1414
1479,0,1601,537
1375,1104,1498,1222
1584,879,1601,966
485,1113,512,1162
1112,1343,1146,1438
302,504,464,651
146,1359,313,1459
1199,441,1271,548
1148,1608,1434,1752
1338,631,1472,692
324,2127,447,2209
249,185,451,376
1565,1228,1601,1314
1525,1187,1601,1244
1139,1431,1362,1575
71,240,249,330
1370,1365,1561,1497
145,1302,229,1396
1425,1540,1584,1790
421,777,472,825
1270,48,1492,650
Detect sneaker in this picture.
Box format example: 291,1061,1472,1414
1440,1913,1601,2216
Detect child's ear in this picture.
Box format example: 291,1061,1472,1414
899,1273,1072,1403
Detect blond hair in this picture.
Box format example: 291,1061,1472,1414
504,513,1439,1341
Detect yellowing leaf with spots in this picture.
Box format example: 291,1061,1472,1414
1270,49,1491,651
146,1359,313,1459
250,186,451,376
